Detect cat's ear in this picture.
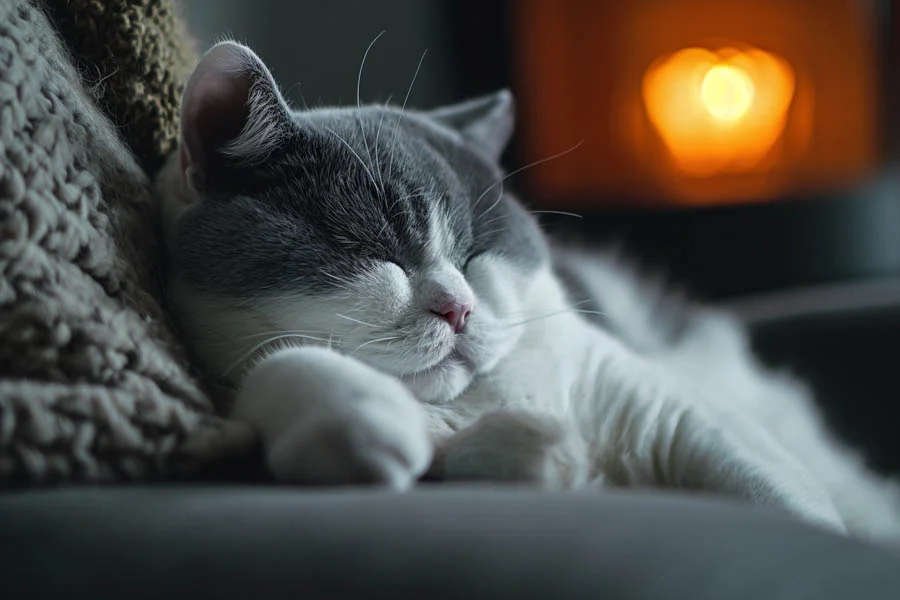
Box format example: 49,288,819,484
179,41,295,188
427,90,514,161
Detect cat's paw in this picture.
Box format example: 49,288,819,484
236,348,432,489
439,410,589,489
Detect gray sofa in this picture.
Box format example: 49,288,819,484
5,486,900,600
3,279,900,599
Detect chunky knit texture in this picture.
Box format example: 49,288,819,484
42,0,197,175
0,0,254,486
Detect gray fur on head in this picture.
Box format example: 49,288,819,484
171,41,545,299
159,41,550,403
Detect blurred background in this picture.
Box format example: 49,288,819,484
180,0,899,300
178,0,900,470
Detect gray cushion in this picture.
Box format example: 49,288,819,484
2,486,899,599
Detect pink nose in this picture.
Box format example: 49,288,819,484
430,300,473,333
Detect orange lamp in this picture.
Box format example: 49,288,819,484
642,46,796,177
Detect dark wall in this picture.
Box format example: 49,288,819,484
179,0,457,109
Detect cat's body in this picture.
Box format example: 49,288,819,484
158,41,900,542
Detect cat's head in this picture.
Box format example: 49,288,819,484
159,41,553,404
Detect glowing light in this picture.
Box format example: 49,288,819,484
642,46,795,176
700,65,755,121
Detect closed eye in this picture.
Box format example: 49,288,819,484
386,259,409,275
463,251,483,271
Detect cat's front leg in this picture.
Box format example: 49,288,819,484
430,410,590,489
234,347,432,488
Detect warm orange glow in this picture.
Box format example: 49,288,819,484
642,46,795,176
514,0,881,207
700,65,755,121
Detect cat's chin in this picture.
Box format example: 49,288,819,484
398,354,474,404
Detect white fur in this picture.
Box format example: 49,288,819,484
235,346,431,488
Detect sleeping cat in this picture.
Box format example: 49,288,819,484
157,41,900,542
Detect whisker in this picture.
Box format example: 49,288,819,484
222,333,333,377
356,30,386,195
530,210,584,219
501,298,591,319
335,313,379,328
325,127,380,192
389,49,428,180
479,214,510,229
477,227,509,239
502,299,592,318
373,93,394,193
351,335,401,355
474,140,585,211
506,307,606,328
478,179,505,220
504,308,580,328
233,329,336,341
573,309,607,317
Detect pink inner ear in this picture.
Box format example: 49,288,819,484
180,46,255,184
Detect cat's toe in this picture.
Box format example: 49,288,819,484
265,384,432,488
266,411,431,487
360,447,422,490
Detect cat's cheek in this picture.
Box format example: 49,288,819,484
458,311,521,375
466,255,532,326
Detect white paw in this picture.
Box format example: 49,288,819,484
236,348,433,489
440,410,589,489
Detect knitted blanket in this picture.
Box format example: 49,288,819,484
0,0,256,486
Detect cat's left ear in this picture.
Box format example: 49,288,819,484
427,89,514,161
179,41,296,189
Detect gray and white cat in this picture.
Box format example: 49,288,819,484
157,41,900,542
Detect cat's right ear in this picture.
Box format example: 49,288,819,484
426,90,515,161
179,41,295,189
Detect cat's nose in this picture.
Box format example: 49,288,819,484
430,298,474,333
